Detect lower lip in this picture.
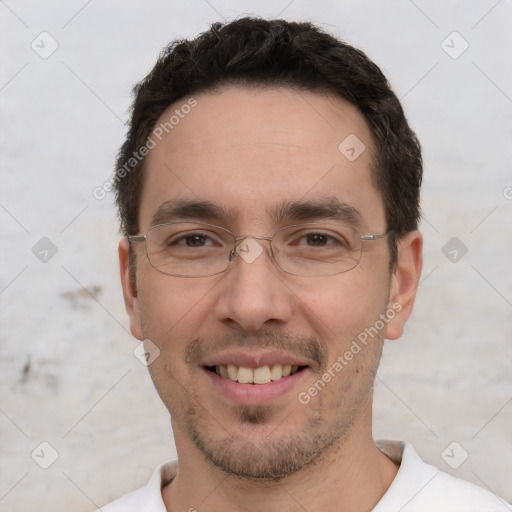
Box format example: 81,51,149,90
202,367,309,406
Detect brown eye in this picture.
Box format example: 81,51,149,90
167,232,217,248
292,231,346,249
305,234,329,246
183,234,208,247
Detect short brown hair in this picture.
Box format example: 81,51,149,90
114,17,422,266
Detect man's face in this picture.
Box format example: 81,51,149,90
121,86,412,479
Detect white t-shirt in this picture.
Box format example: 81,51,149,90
97,440,511,511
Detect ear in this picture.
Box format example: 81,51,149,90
119,237,144,341
385,230,423,340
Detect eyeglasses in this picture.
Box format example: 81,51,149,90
128,222,388,278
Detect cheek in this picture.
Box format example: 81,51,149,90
296,269,390,345
137,276,214,399
137,273,213,350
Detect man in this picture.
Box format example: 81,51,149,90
100,17,510,511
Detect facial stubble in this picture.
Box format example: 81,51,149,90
152,326,385,481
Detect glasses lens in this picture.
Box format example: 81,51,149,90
145,223,234,277
272,223,363,276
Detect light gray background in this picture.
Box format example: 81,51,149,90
1,1,511,510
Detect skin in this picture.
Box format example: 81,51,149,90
119,85,423,511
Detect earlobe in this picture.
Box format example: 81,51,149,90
385,230,423,341
118,237,144,341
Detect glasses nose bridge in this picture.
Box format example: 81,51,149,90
229,234,275,264
234,234,273,244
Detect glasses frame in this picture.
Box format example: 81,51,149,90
128,221,389,278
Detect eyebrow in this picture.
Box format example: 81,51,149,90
149,196,365,230
150,199,234,227
268,197,365,229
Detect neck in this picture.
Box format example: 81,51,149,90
163,404,398,512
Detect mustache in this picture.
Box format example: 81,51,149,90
185,331,327,370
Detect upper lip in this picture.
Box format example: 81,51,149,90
200,350,311,369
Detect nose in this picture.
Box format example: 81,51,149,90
214,239,293,332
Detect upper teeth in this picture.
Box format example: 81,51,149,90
215,364,298,384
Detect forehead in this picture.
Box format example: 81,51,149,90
139,85,385,231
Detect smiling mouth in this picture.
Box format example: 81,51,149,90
205,364,308,384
